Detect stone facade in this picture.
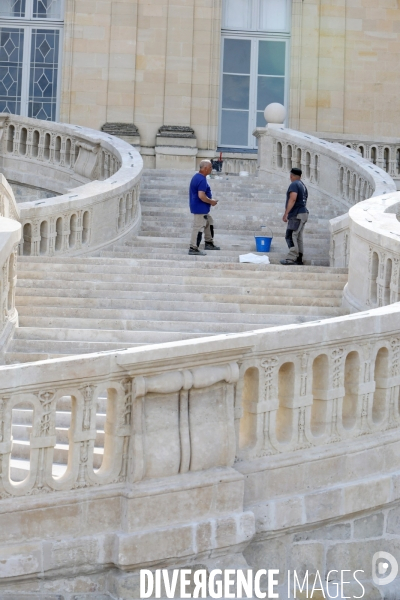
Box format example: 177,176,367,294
59,0,400,168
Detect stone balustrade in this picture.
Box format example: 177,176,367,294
254,123,398,275
314,131,400,187
0,114,143,257
0,303,400,580
0,306,399,499
2,121,400,591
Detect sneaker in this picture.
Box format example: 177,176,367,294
280,259,297,265
188,248,207,256
205,242,221,250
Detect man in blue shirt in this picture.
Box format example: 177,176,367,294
188,160,220,255
280,167,309,265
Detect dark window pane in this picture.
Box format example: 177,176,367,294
223,39,251,74
221,110,249,146
258,40,285,76
257,76,284,110
222,74,250,110
256,111,266,127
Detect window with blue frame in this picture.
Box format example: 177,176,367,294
0,0,63,120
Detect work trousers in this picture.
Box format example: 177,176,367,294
190,214,214,249
285,212,308,260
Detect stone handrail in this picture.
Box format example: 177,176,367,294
0,114,143,256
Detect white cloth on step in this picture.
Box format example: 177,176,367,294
239,253,270,264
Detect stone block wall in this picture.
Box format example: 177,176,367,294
60,0,400,166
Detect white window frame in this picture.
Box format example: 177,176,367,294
218,32,290,150
0,0,64,120
222,0,291,33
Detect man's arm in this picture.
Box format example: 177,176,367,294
198,191,218,206
282,192,297,222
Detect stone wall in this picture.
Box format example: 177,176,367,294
59,0,400,167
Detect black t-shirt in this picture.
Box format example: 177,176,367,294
286,180,309,218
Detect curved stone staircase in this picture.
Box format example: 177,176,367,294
7,169,349,481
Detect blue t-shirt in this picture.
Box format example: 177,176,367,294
286,180,309,218
189,172,212,214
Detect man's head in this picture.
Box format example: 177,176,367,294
199,160,212,176
290,167,302,182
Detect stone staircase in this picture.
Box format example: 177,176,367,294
7,169,350,481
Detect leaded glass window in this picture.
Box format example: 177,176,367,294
0,0,63,120
0,28,24,114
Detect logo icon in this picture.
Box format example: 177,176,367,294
372,551,398,586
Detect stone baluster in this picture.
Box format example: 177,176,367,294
37,129,45,161
376,254,386,307
390,258,400,304
73,384,97,489
49,133,56,163
117,378,133,482
377,145,385,170
389,145,397,176
26,127,33,159
12,124,20,157
0,396,12,499
61,214,71,252
388,338,400,428
327,348,346,442
31,219,41,257
60,135,66,167
70,139,77,168
47,216,56,257
358,343,375,434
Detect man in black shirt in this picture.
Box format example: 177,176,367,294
280,167,309,265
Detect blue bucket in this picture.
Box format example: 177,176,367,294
255,235,273,252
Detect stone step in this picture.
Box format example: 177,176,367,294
7,169,349,365
8,339,147,354
16,290,343,310
16,285,343,301
16,272,346,290
17,314,329,335
16,262,348,281
98,250,330,267
17,303,347,322
12,327,206,343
